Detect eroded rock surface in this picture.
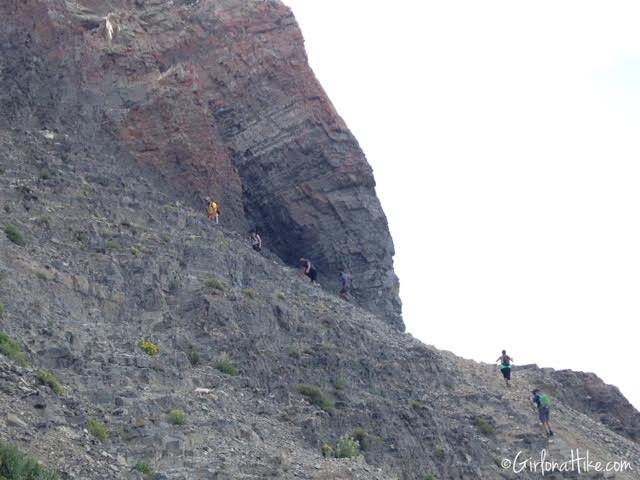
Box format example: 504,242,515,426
0,131,639,479
0,0,402,328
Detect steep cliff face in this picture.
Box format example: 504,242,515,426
3,2,639,480
1,131,640,480
0,0,402,329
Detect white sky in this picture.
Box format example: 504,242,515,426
285,1,640,410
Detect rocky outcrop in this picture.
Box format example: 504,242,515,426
1,130,639,479
2,2,639,479
519,365,640,443
0,0,402,329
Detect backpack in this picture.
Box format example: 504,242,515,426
539,393,551,408
500,355,511,368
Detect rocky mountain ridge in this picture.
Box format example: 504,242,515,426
1,1,639,479
1,128,640,479
0,0,402,329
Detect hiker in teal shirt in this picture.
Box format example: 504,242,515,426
496,350,513,387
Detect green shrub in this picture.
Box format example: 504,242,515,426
87,417,107,443
35,272,48,281
493,454,504,468
287,344,301,359
352,427,380,451
132,461,153,477
433,447,445,460
334,378,346,391
423,474,437,480
296,384,335,415
118,426,133,442
187,349,200,366
288,343,311,359
335,435,361,459
214,352,237,375
321,443,333,458
241,288,255,299
138,339,158,356
39,169,53,180
275,291,285,300
105,240,119,250
0,441,60,479
5,224,26,247
167,409,186,425
35,370,63,395
205,277,225,291
0,303,5,318
0,332,29,367
474,417,496,436
73,231,87,244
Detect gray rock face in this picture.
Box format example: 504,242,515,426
0,2,638,479
0,131,639,479
0,0,402,329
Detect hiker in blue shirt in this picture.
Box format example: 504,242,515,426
337,270,352,300
496,350,513,387
531,388,554,437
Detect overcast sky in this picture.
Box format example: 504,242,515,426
285,1,640,409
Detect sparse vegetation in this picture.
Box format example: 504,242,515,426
35,370,63,395
167,408,187,425
288,343,312,359
433,447,445,460
321,443,333,458
474,417,496,436
205,277,225,291
296,384,335,415
87,417,107,443
423,474,437,480
351,427,380,451
287,343,301,359
0,441,60,479
214,352,237,375
35,271,48,281
138,339,158,356
0,303,4,318
132,461,153,478
5,224,26,247
335,435,361,459
39,169,53,180
73,231,87,245
241,288,255,299
187,348,200,366
275,291,285,300
118,426,133,442
0,332,29,367
105,240,119,250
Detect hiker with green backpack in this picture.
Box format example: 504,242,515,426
531,388,554,437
